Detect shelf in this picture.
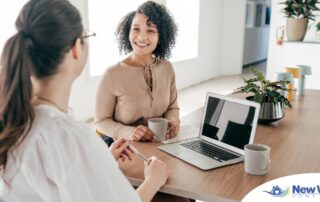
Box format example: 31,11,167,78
284,41,320,44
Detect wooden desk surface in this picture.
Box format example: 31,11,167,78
119,90,320,202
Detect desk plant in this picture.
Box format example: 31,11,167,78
316,21,320,40
316,22,320,31
281,0,320,41
234,68,292,124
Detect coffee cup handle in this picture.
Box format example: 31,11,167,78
261,155,271,171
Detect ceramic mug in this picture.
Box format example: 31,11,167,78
148,118,168,141
244,144,271,175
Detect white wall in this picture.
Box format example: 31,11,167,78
174,0,223,90
266,0,320,90
69,0,247,120
242,0,270,65
243,26,269,65
220,0,246,75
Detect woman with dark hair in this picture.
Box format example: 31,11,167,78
95,1,180,143
0,0,169,201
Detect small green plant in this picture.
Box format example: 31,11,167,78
234,68,292,108
281,0,320,21
316,22,320,31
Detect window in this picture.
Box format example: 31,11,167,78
88,0,199,76
254,3,263,27
265,6,271,25
88,0,146,77
245,1,270,28
167,0,199,63
0,1,27,57
245,2,255,28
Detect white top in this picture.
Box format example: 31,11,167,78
1,105,141,202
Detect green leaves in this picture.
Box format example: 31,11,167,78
280,0,320,20
316,22,320,31
233,67,292,108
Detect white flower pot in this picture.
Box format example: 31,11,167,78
316,31,320,41
286,18,308,41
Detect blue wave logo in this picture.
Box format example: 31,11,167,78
263,185,290,197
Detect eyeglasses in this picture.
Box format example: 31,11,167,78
80,29,96,44
82,29,96,39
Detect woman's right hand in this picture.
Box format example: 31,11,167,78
144,156,169,189
131,125,156,141
109,138,132,161
137,156,169,201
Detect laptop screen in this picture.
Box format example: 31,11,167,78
201,94,258,150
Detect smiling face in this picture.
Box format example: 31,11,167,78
129,13,159,57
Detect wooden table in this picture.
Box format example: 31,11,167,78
119,90,320,202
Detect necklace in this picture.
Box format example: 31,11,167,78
36,96,67,113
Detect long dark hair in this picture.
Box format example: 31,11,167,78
0,0,83,171
116,1,178,59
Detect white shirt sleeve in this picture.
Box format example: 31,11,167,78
2,106,141,202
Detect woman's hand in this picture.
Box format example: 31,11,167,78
109,138,132,161
137,156,169,201
144,156,169,189
131,125,156,141
166,121,178,140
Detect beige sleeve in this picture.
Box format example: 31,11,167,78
164,63,180,131
95,70,134,140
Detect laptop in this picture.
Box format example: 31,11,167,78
159,92,261,170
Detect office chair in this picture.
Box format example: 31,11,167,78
96,129,114,147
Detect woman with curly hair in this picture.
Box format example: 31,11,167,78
95,1,180,143
0,0,170,201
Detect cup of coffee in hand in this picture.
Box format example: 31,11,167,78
148,118,168,141
244,144,271,175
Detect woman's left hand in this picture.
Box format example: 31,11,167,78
166,121,178,139
110,138,133,161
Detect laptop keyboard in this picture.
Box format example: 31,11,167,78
180,140,240,162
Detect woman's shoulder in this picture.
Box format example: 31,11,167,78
157,58,171,65
21,106,95,152
33,105,83,131
102,62,122,75
4,105,96,176
105,59,139,72
101,62,135,80
6,105,112,173
155,58,175,74
156,58,173,68
3,106,140,202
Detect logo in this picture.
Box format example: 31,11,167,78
263,185,290,197
242,174,320,202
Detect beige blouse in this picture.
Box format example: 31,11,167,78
95,59,180,139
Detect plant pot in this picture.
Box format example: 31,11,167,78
286,18,308,41
316,31,320,41
258,102,285,124
246,96,285,124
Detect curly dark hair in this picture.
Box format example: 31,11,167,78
116,1,178,59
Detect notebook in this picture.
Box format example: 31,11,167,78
159,92,261,170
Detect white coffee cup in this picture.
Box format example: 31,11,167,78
244,144,271,175
148,118,168,141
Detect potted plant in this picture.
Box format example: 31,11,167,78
316,21,320,40
234,68,292,124
281,0,320,41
